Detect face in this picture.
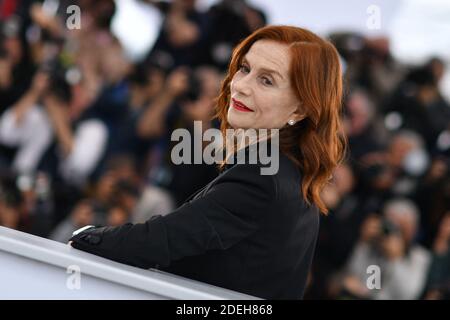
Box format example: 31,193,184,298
385,211,417,245
228,40,304,129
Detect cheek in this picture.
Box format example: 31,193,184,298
255,100,273,119
255,94,293,121
229,74,240,93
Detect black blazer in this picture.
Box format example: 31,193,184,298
70,150,320,299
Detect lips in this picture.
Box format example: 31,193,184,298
231,98,254,112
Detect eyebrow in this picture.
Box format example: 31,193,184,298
242,57,285,81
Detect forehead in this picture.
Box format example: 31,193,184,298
244,40,291,74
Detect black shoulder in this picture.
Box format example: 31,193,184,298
271,152,303,202
214,162,278,202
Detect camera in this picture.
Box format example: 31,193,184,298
180,69,202,103
39,58,72,104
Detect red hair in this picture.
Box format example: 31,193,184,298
215,25,347,214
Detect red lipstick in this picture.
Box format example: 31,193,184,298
232,98,254,112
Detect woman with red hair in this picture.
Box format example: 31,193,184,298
69,25,347,299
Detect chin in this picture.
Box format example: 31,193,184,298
227,115,250,129
227,108,254,129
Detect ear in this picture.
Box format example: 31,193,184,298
289,103,307,122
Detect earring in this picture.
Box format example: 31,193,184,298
288,119,295,126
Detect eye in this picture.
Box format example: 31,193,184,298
239,64,250,74
261,76,273,86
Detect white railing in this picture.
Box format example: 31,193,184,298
0,226,258,300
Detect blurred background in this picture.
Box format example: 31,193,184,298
0,0,449,300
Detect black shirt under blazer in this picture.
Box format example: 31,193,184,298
70,151,320,299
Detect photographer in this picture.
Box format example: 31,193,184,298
0,16,35,116
341,198,431,299
139,66,220,205
144,0,210,68
0,70,53,174
41,67,108,187
205,0,266,70
382,65,450,151
135,66,189,140
358,130,430,199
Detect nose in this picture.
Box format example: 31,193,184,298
232,73,252,96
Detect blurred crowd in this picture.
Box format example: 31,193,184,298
0,0,449,300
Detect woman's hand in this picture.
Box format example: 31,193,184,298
68,225,97,247
66,217,169,270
